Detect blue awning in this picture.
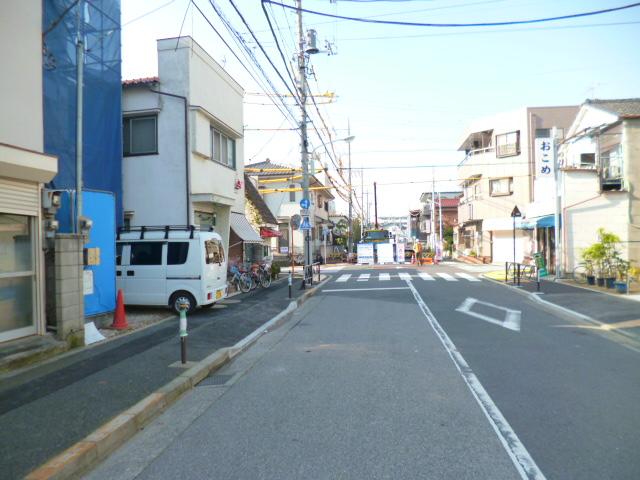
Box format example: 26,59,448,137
536,215,560,228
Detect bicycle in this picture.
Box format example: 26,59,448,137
258,262,272,288
228,264,252,293
572,263,589,284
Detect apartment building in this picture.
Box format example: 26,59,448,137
122,36,251,255
457,106,578,266
559,98,640,272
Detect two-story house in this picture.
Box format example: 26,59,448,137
246,159,334,259
122,36,252,256
418,192,461,249
456,106,578,267
559,98,640,272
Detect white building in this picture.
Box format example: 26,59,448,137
122,36,256,255
246,159,334,258
456,105,577,267
559,98,640,272
0,0,58,343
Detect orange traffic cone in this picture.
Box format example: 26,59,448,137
111,289,129,330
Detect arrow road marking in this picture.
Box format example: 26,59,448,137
456,297,521,332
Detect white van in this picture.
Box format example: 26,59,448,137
116,226,228,314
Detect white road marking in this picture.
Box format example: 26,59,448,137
357,273,370,281
323,266,345,272
405,279,544,480
437,273,457,281
322,287,410,292
336,274,351,283
456,272,481,282
379,273,391,281
455,298,521,332
418,272,435,281
398,272,412,281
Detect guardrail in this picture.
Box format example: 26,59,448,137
505,261,540,291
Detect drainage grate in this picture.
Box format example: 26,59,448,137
197,374,234,387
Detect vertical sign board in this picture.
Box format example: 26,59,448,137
534,138,556,213
377,243,395,264
396,243,405,264
357,243,374,265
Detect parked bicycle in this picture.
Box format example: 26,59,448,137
228,264,252,293
246,261,272,290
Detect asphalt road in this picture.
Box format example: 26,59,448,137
86,264,640,480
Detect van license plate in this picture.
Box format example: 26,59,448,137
215,290,223,300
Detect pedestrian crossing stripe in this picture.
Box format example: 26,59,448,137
333,272,482,283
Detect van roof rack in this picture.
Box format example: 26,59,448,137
117,224,214,240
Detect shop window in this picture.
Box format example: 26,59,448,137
167,242,189,265
130,242,163,265
123,115,157,156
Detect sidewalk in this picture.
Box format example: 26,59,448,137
0,277,317,480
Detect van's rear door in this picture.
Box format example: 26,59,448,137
125,241,167,305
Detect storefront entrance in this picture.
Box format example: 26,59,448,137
0,213,36,342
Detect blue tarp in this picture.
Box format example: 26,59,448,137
43,0,123,225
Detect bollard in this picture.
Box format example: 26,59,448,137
179,302,188,364
288,272,292,299
536,266,541,292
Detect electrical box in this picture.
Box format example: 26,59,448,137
84,247,101,266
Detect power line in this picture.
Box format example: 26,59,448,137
264,1,640,28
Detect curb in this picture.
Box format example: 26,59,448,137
25,276,330,480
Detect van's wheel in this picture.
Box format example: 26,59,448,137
170,291,196,315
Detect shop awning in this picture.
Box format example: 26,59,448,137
260,226,281,238
230,212,263,243
535,214,560,228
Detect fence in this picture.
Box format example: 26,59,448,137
505,262,540,291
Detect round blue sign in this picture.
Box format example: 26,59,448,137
300,198,310,209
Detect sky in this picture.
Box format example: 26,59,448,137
121,0,640,218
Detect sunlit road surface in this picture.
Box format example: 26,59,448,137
87,263,640,480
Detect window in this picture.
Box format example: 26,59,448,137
211,127,236,168
205,239,225,264
489,177,513,196
496,131,520,157
167,242,189,265
580,153,596,168
116,243,123,266
123,115,157,156
195,211,216,228
535,128,564,140
324,201,329,212
289,185,296,202
130,242,163,266
600,144,623,191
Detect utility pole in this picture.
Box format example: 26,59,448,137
361,167,365,232
75,0,84,233
431,170,435,250
374,181,379,229
296,0,312,268
438,191,443,258
347,120,353,255
552,126,562,278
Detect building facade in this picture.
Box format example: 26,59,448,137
0,0,58,343
122,36,249,255
456,106,578,266
559,98,640,273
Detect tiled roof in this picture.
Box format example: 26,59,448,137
245,159,299,177
244,174,277,225
439,198,460,208
122,76,159,86
586,98,640,118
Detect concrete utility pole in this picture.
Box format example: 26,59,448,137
75,0,84,233
347,120,353,255
296,0,312,268
552,126,562,278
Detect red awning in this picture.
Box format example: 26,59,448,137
260,227,281,238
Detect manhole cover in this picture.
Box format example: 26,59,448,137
197,374,234,386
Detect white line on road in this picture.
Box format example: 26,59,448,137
357,274,370,282
418,272,435,281
455,272,481,282
379,273,391,281
405,279,545,480
456,297,521,332
398,272,412,281
322,287,410,292
336,274,351,283
437,273,457,281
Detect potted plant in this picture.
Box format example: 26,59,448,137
613,258,630,294
580,248,596,285
597,228,620,288
589,243,607,286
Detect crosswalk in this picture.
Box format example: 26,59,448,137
334,272,482,283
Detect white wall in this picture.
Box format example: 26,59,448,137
0,0,43,151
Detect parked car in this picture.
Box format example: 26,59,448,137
116,226,228,314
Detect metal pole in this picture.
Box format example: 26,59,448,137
75,1,84,233
347,120,353,255
374,182,378,229
513,216,516,284
179,308,188,364
552,126,562,279
438,191,443,259
297,0,311,270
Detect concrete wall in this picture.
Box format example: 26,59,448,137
0,0,43,151
52,235,85,345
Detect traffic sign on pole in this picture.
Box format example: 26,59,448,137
291,214,302,230
300,198,310,210
300,216,312,231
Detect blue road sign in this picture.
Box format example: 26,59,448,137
300,198,310,209
300,216,312,231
